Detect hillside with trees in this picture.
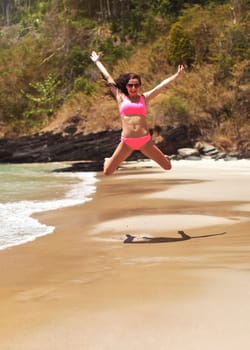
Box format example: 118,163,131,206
0,0,249,155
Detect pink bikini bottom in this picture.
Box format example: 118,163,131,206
121,134,151,150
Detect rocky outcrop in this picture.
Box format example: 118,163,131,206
0,130,121,163
0,125,195,163
0,125,248,172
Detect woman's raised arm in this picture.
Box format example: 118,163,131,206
90,51,115,83
90,51,120,99
143,65,184,101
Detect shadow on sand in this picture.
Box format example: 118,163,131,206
123,230,226,244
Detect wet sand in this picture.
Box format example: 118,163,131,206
0,160,250,350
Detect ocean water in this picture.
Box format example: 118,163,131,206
0,163,97,250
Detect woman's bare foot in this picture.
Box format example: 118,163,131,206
164,155,171,169
103,157,110,173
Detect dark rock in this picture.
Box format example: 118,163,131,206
177,148,200,158
200,145,216,153
238,150,250,159
201,147,219,156
53,161,104,172
224,154,239,161
184,155,202,161
0,130,121,164
63,125,78,134
214,152,227,160
0,124,248,172
155,124,198,155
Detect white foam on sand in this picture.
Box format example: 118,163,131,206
0,172,97,250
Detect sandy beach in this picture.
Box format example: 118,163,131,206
0,159,250,350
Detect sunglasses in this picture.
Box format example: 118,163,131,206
127,83,140,88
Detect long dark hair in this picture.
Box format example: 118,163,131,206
115,73,141,96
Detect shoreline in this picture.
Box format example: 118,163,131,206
0,163,97,251
0,160,249,349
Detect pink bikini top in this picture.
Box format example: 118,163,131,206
119,95,147,117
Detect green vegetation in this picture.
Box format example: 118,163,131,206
23,73,62,128
0,0,249,151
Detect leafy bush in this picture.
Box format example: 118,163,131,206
73,77,96,95
214,55,234,83
163,95,190,124
98,38,131,64
151,95,190,126
68,46,90,77
23,74,62,122
167,23,195,66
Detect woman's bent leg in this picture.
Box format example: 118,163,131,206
140,140,171,170
104,142,133,175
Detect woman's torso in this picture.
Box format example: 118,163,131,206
119,95,149,138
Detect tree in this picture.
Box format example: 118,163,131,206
0,0,15,25
167,23,195,66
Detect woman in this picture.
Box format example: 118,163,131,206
90,50,184,175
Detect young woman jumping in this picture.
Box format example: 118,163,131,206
90,51,184,175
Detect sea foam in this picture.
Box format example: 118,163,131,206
0,171,97,250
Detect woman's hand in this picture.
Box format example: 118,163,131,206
177,64,185,76
90,51,100,63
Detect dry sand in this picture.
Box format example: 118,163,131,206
0,160,250,350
